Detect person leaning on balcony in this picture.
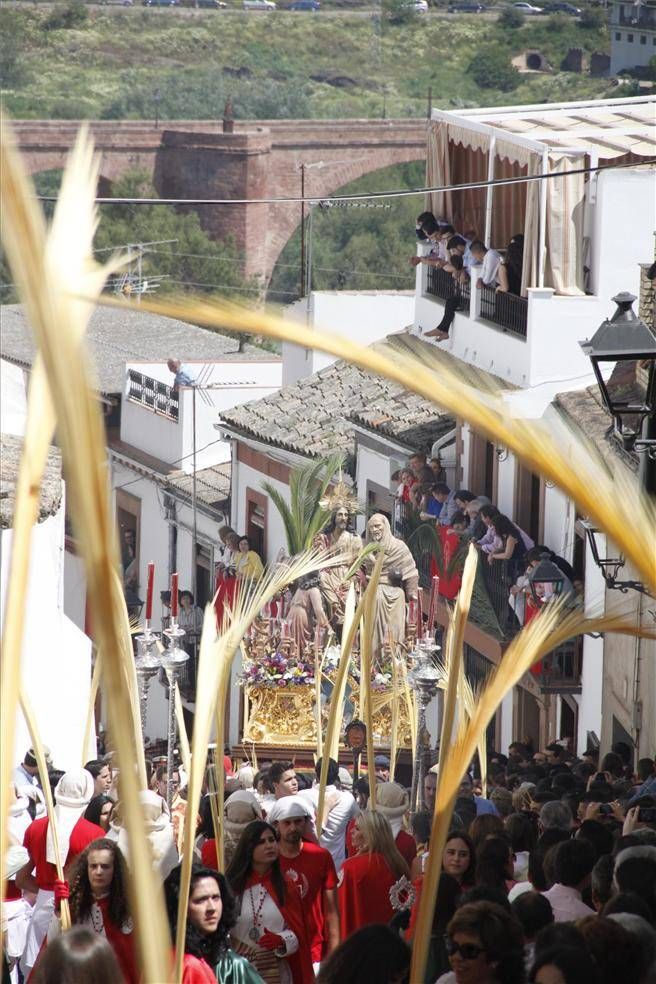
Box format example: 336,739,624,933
471,241,502,290
496,234,524,296
409,220,456,269
433,483,459,527
486,515,527,575
235,536,264,581
424,237,474,341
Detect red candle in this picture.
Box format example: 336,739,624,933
145,562,155,622
427,574,438,630
416,590,423,631
170,572,179,619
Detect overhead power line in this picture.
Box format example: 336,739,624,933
36,157,656,208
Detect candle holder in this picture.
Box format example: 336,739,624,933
408,636,442,814
162,621,189,810
134,624,161,737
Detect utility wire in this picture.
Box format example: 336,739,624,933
36,157,656,207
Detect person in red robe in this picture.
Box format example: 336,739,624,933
16,768,104,977
226,820,314,984
338,811,410,940
48,837,138,984
268,796,340,969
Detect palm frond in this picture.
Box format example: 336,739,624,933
0,122,169,983
409,602,652,983
407,520,444,574
115,292,656,595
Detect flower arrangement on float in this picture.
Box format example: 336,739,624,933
239,650,315,688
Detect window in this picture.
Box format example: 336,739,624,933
628,32,634,40
640,34,646,42
615,30,621,38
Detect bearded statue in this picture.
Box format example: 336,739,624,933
318,505,363,632
363,513,418,664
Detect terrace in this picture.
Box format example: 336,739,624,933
414,96,656,389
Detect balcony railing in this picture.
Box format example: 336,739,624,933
618,8,656,27
479,285,528,339
127,369,179,422
534,637,583,694
426,266,471,313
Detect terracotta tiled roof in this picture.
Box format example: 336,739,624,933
1,432,62,528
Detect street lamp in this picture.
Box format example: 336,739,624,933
580,520,651,595
527,552,565,605
579,292,656,464
407,637,441,813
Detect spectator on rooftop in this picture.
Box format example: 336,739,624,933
167,358,196,391
448,511,469,534
471,240,502,290
415,210,438,240
429,455,447,483
462,497,490,542
419,485,444,522
409,452,436,486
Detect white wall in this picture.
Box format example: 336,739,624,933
577,534,607,751
0,359,28,436
542,485,574,560
1,505,94,770
283,291,415,386
232,457,290,566
64,549,87,633
356,444,397,533
611,29,656,74
589,168,655,299
121,360,282,471
500,689,514,755
496,455,516,517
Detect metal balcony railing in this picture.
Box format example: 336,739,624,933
426,266,471,313
535,637,583,694
479,285,528,339
618,8,656,27
127,369,179,422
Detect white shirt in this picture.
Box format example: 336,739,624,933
299,784,358,872
541,883,594,922
233,883,298,984
480,248,502,286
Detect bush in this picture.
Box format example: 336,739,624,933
468,47,520,90
546,12,567,31
498,6,525,28
44,1,88,30
578,7,605,29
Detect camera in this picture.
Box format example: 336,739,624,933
638,807,656,823
598,803,613,815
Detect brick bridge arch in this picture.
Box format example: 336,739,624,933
13,118,427,282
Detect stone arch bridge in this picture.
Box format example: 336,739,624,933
13,118,427,283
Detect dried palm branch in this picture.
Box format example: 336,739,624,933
19,689,71,930
359,553,384,812
174,547,346,982
0,124,169,982
117,294,656,594
82,653,103,767
409,602,653,983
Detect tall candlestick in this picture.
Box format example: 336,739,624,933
170,572,179,619
416,590,423,633
145,562,155,623
427,574,438,632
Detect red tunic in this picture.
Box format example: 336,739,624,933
182,953,217,983
244,871,314,984
201,838,219,871
338,852,397,939
395,830,417,868
279,841,338,964
93,896,139,984
23,817,105,889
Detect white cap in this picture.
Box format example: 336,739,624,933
267,795,313,823
338,767,353,791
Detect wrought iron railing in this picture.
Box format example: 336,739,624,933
479,558,521,638
479,285,528,339
127,369,179,421
426,266,471,313
537,636,583,693
618,8,656,27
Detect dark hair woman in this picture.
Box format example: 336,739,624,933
441,830,476,890
317,924,410,984
488,514,527,577
84,795,115,833
475,835,516,896
439,901,525,984
164,864,262,984
65,838,137,983
226,820,313,984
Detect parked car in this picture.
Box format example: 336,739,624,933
512,1,544,12
196,0,227,7
402,0,429,11
143,0,179,6
100,0,135,6
542,1,581,12
243,0,276,8
290,0,320,9
448,2,485,10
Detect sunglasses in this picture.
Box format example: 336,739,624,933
445,938,487,961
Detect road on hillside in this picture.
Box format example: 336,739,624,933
8,1,503,16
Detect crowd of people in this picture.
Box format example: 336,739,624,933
392,450,578,626
411,211,525,341
6,737,656,983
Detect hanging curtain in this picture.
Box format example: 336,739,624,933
521,154,540,298
449,143,488,240
544,153,585,296
490,157,528,251
426,122,452,221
